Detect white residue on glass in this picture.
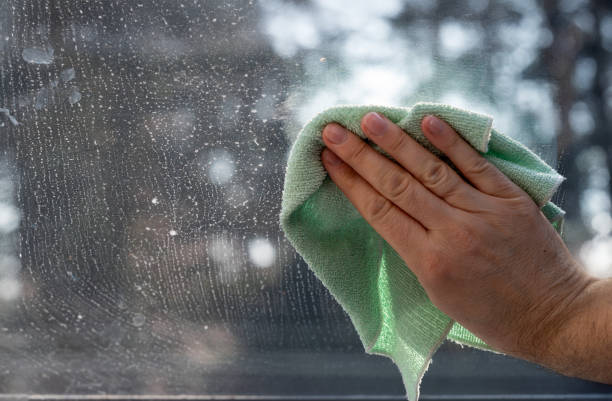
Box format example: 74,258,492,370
35,87,53,110
60,67,76,82
68,87,82,104
225,183,249,207
0,108,20,126
208,234,242,275
254,95,275,121
22,46,54,64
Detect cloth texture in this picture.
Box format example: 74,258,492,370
279,102,565,401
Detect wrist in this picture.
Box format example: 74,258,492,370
518,262,597,371
534,272,609,380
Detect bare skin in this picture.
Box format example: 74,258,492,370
320,112,612,383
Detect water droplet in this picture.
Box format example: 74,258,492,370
151,197,159,204
131,313,146,327
169,229,178,236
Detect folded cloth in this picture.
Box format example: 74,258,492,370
279,102,565,401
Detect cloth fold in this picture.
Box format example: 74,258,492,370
279,102,565,401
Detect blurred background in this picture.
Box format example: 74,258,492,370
0,0,611,398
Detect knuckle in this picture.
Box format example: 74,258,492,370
422,160,450,188
366,196,394,221
348,141,369,162
505,196,538,219
382,170,413,200
496,179,518,196
467,157,492,176
390,131,408,151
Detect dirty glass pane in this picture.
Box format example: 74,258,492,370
0,0,611,398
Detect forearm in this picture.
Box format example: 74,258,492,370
538,275,612,383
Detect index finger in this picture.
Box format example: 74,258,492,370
321,148,430,275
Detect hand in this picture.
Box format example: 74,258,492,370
320,112,598,372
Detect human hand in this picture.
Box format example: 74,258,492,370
320,112,597,369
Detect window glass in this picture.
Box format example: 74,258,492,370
0,0,610,397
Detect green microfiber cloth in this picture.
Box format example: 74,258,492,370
279,102,565,401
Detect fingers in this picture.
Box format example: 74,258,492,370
322,123,455,230
321,147,428,272
360,112,486,210
420,115,525,200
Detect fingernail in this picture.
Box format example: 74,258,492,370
322,149,342,165
364,112,387,136
425,115,446,137
323,124,348,144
